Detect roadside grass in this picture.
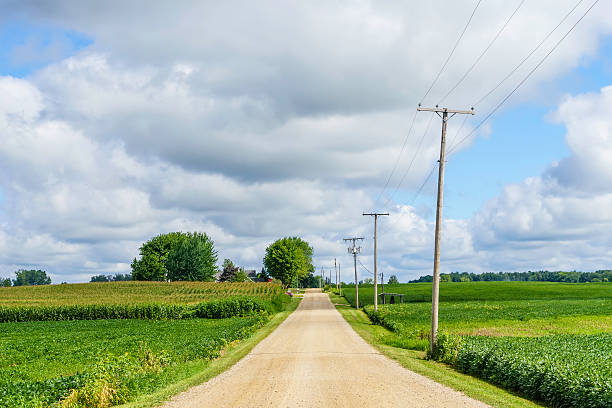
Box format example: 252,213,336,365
118,297,301,408
329,294,541,408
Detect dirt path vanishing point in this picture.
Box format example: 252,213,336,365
161,289,489,408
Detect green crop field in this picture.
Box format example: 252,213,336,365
0,281,292,408
355,281,612,407
0,281,284,307
342,281,612,307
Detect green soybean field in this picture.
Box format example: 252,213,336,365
352,281,612,407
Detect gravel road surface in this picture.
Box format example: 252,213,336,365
161,289,488,408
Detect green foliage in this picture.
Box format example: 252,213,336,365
427,332,463,364
0,317,267,408
218,259,238,282
90,273,132,283
0,296,282,322
12,269,51,286
263,237,314,287
387,275,399,284
299,272,320,288
361,281,612,407
131,232,184,281
166,232,218,282
410,269,612,283
453,334,612,407
231,268,250,282
0,278,11,287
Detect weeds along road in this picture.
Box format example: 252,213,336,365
162,289,488,408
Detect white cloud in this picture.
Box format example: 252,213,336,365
1,1,612,282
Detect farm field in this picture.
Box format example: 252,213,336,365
0,281,293,408
0,281,283,307
342,281,612,307
353,282,612,407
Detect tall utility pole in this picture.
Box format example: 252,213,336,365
417,105,474,353
344,237,364,308
363,212,389,311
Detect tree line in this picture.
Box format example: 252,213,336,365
409,270,612,283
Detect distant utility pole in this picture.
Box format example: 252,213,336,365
338,262,342,296
320,267,323,289
334,258,338,291
344,237,364,308
417,104,474,353
363,212,389,311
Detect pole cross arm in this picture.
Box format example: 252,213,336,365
417,106,475,115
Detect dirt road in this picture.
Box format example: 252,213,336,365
162,289,488,408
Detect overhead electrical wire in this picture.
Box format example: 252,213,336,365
381,112,435,209
420,0,484,105
472,0,586,108
439,0,527,104
373,109,419,207
448,0,600,155
373,0,483,208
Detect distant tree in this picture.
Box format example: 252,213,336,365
263,237,314,287
131,232,185,281
362,277,373,284
299,272,319,288
387,275,399,285
232,268,250,282
166,232,218,281
90,273,132,283
1,277,11,287
132,232,217,281
218,259,239,282
257,267,270,280
12,269,51,286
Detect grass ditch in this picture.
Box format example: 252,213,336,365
329,293,541,408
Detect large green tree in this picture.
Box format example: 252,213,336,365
263,237,313,287
132,232,217,281
166,232,218,281
131,232,184,281
12,269,51,286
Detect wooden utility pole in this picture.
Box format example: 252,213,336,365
320,267,323,289
339,262,342,296
363,212,389,311
334,258,338,291
344,237,364,308
417,105,474,353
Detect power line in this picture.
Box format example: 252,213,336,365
448,0,599,155
439,0,527,104
473,0,586,107
420,0,484,105
373,109,419,207
375,0,483,206
381,112,435,209
446,115,470,153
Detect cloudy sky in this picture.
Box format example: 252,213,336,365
1,0,612,283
